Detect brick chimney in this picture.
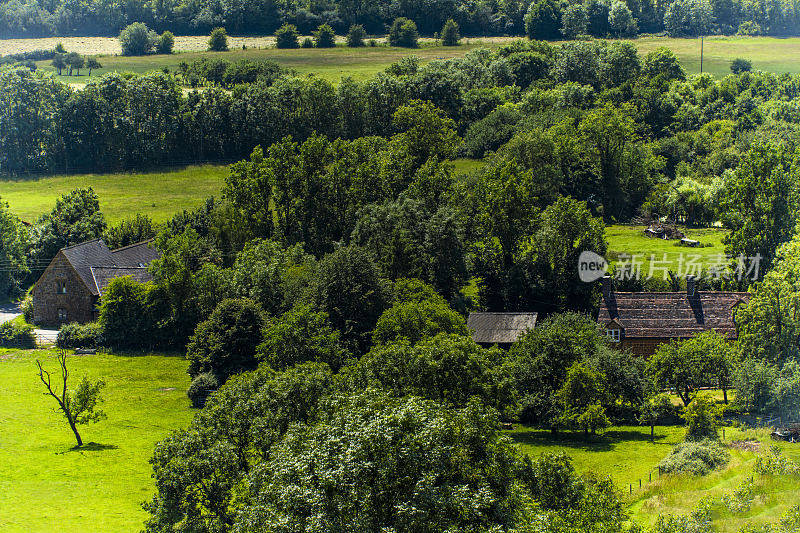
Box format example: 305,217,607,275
602,275,613,299
687,275,696,297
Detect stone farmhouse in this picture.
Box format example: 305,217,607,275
32,239,161,326
597,276,750,357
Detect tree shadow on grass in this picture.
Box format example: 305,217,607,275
508,428,672,453
65,442,119,453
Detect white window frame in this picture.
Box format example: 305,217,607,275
58,308,67,321
606,328,621,342
56,280,67,294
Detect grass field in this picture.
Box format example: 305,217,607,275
606,224,729,280
0,164,228,224
510,424,800,530
11,35,800,86
0,348,192,532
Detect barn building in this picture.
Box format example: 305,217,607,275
467,312,538,348
32,239,160,326
597,276,749,357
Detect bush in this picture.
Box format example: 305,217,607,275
731,57,752,74
658,439,730,476
187,372,219,408
0,320,36,349
20,293,33,323
346,24,366,47
57,322,103,349
119,22,157,56
156,31,175,54
275,23,300,49
313,23,336,48
186,298,267,382
388,17,419,48
208,27,229,51
683,393,722,441
441,19,460,46
301,37,314,48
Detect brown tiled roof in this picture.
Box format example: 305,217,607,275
467,312,538,344
90,267,153,295
598,291,750,339
111,240,160,267
58,239,161,296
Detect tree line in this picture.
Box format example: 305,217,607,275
3,0,800,38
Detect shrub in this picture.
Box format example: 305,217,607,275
441,19,460,46
313,23,336,48
57,322,103,349
684,393,722,441
722,475,755,513
731,57,752,74
208,27,229,51
187,372,219,408
658,439,730,476
388,17,419,48
186,298,267,382
275,23,300,49
156,31,175,54
119,22,157,56
0,320,36,349
346,24,366,47
301,37,314,48
754,446,800,475
737,20,763,35
20,293,33,323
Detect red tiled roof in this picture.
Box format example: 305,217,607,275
598,291,750,339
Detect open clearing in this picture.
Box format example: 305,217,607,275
3,35,798,85
0,164,228,224
0,349,192,532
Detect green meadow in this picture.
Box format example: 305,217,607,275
0,349,192,532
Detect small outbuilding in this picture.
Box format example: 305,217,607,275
467,312,538,348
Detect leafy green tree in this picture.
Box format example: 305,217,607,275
639,393,676,441
683,392,722,441
388,17,419,47
103,213,156,248
372,299,468,345
441,19,460,45
313,23,336,47
561,3,588,38
275,23,300,48
310,245,388,352
30,188,106,267
36,350,105,447
608,0,638,36
556,362,610,435
731,57,752,74
525,0,562,39
208,27,229,51
155,31,174,54
118,22,157,56
51,53,66,75
0,200,28,298
648,336,715,407
732,357,778,415
346,24,366,46
258,304,349,371
98,276,163,350
186,298,268,381
720,142,800,272
85,56,101,75
64,51,83,75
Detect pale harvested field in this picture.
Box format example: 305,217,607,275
0,35,515,56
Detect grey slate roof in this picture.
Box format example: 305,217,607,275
598,291,750,339
467,312,538,344
111,240,161,267
59,239,160,296
91,267,153,295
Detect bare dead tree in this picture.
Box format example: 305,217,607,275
36,349,106,447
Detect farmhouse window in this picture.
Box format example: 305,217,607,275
58,308,67,321
606,328,621,342
56,281,67,294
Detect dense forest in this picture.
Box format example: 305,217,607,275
1,0,799,38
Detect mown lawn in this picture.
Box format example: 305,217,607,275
605,224,729,281
0,164,228,224
0,349,192,532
